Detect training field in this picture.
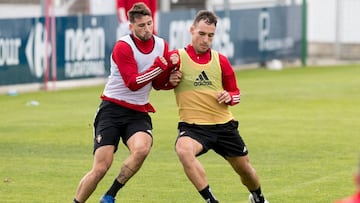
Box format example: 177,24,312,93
0,64,359,203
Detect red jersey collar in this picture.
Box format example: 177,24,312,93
185,44,211,64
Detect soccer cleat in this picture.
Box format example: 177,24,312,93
249,194,269,203
100,195,115,203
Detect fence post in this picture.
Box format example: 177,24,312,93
301,0,307,66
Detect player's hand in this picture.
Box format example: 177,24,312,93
217,90,231,104
169,53,179,66
169,70,182,86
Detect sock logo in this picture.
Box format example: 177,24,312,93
194,71,212,86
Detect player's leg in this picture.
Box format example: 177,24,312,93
215,120,268,203
74,101,119,203
101,113,153,202
118,131,153,182
73,145,115,203
227,155,260,190
176,136,218,203
227,156,267,203
100,132,152,203
176,136,206,189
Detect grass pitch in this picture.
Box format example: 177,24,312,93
0,64,359,203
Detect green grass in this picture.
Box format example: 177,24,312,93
0,64,360,203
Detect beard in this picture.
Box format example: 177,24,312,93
135,32,152,41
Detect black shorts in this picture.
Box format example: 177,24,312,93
176,120,248,158
93,101,153,153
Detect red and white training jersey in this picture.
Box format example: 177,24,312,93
102,35,165,112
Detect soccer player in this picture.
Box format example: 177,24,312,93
116,0,157,34
155,10,269,203
334,154,360,203
72,3,176,203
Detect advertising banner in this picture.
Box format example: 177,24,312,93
158,5,302,65
0,5,302,86
0,15,118,86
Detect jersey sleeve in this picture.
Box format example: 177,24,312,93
112,41,169,91
219,54,240,105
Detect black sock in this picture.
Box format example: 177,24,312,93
72,198,80,203
250,187,265,203
105,179,124,197
199,185,218,203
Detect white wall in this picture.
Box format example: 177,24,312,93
307,0,337,42
338,0,360,43
88,0,115,15
0,4,41,18
308,0,360,43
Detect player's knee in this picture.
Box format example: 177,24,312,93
133,145,151,159
175,143,190,159
91,165,109,180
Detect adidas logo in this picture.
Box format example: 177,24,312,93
193,71,212,86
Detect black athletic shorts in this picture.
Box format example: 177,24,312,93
176,120,248,158
93,100,153,153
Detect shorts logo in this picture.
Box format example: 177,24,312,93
194,71,212,86
146,130,152,135
96,134,102,143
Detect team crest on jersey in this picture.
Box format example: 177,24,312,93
193,71,212,86
96,134,102,143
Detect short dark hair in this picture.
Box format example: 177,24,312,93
193,10,218,27
128,3,152,23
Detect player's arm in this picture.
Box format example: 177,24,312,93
116,0,127,23
150,0,158,34
113,41,169,91
218,54,240,106
152,50,180,90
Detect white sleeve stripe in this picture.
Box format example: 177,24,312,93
136,67,162,84
232,94,241,103
136,68,162,83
